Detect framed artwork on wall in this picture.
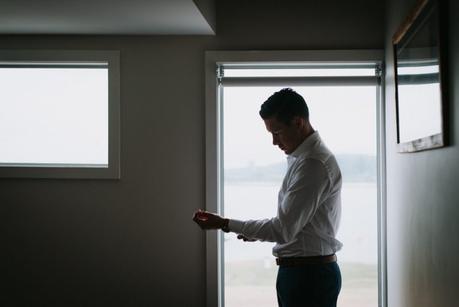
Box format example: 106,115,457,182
392,0,447,152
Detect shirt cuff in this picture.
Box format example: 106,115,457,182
228,219,245,234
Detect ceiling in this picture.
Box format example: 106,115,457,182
0,0,215,35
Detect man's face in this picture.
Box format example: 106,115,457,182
263,116,304,155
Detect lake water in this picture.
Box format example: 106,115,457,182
223,182,379,307
223,182,378,264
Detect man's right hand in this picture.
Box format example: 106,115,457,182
193,210,227,230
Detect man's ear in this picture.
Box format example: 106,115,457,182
293,116,304,128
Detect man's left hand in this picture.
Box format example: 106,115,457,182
237,234,256,242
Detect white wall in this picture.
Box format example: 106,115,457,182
0,1,384,306
385,0,459,306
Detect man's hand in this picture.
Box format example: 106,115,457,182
193,210,227,230
237,234,256,242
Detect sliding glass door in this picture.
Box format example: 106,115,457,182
219,66,380,307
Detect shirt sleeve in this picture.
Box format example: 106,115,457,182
228,158,330,244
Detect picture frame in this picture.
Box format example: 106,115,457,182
392,0,447,152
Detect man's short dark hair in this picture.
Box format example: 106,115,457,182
259,88,309,125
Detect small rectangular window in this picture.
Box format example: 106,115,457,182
0,51,120,179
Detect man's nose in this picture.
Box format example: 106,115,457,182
272,135,279,145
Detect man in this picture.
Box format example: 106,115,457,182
193,88,342,307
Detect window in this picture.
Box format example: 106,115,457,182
0,50,120,179
205,51,386,307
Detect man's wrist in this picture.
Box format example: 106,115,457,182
221,218,230,233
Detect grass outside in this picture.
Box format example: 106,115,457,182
225,260,378,307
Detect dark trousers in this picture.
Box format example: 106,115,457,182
276,262,341,307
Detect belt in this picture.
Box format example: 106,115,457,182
276,254,337,266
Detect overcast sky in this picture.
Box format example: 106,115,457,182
223,86,377,169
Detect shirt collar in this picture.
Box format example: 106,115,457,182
289,131,320,159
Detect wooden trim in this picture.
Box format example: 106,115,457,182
392,0,430,44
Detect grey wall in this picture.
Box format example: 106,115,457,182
0,1,384,306
385,0,459,306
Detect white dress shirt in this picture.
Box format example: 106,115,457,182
228,131,343,257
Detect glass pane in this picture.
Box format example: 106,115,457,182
223,85,377,307
0,67,109,166
398,83,441,142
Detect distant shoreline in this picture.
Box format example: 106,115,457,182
225,154,377,184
